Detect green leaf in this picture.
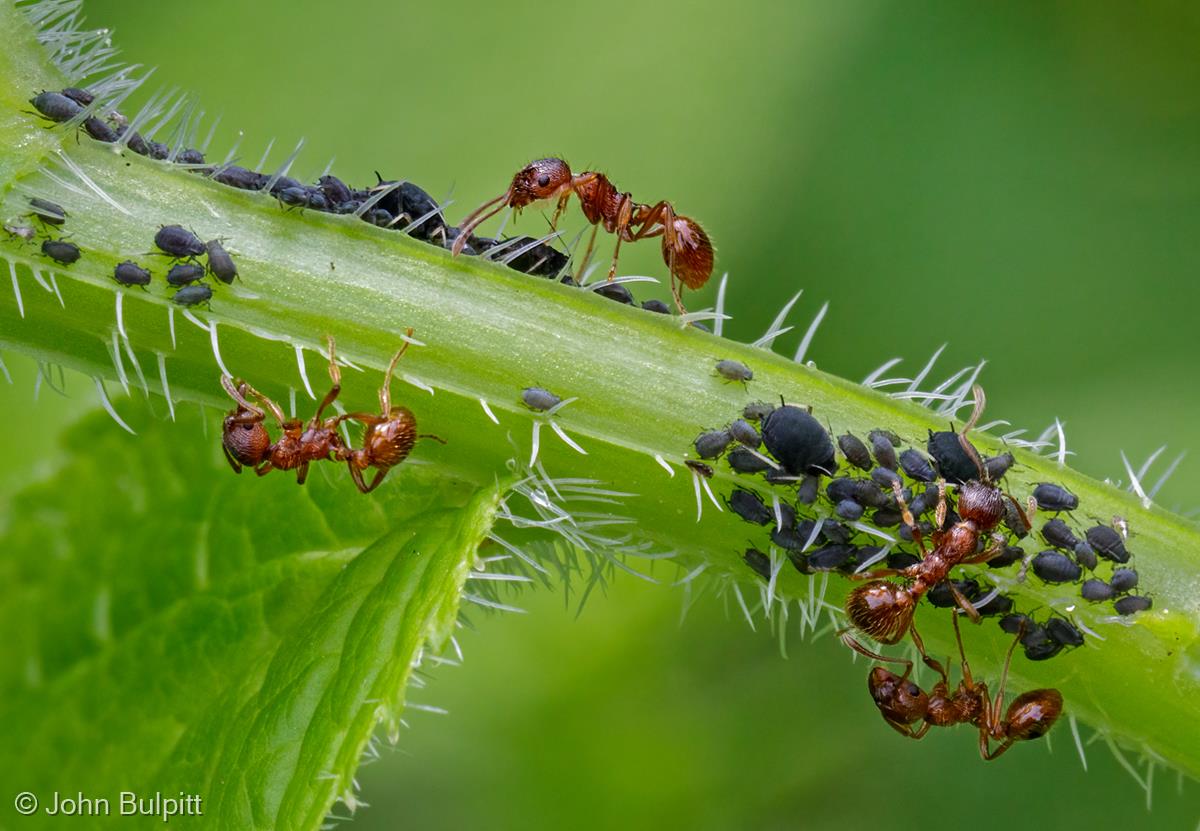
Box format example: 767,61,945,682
0,404,498,829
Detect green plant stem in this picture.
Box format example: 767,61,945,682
1,0,1198,779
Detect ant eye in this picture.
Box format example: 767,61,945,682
537,174,550,187
242,423,254,431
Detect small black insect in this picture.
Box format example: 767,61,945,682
728,488,773,525
926,429,980,484
715,359,753,384
1046,617,1084,648
213,165,269,191
28,197,67,226
277,185,329,211
684,460,714,478
999,613,1034,637
167,262,207,286
1042,518,1080,551
177,148,206,166
838,433,872,471
867,429,899,470
362,207,394,227
112,260,151,287
870,466,901,491
928,578,981,608
1085,525,1129,563
505,237,570,278
1072,542,1097,570
855,479,891,509
61,87,95,106
83,115,118,143
726,446,772,474
726,419,759,448
898,448,936,482
1001,496,1031,539
807,544,857,572
521,387,561,411
872,507,903,527
694,429,733,459
797,474,819,505
835,499,865,521
975,593,1014,617
41,238,80,265
317,175,353,205
592,281,634,304
1109,567,1139,593
172,284,212,307
1080,578,1114,602
826,477,858,504
886,551,921,570
205,239,238,284
1113,595,1152,616
984,452,1016,481
1032,483,1079,512
146,140,171,160
641,299,671,314
761,405,836,477
30,90,83,122
743,548,772,580
986,545,1025,569
1032,550,1081,583
155,224,205,258
742,401,775,423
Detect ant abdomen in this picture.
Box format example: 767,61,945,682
662,216,714,290
846,581,916,644
1003,689,1063,741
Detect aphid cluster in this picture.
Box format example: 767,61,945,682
452,158,714,314
705,383,1154,758
27,88,690,314
221,332,442,493
4,196,84,268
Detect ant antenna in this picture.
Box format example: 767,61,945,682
452,191,512,255
957,384,990,483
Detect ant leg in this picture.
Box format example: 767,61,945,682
297,461,310,486
222,444,243,474
606,236,625,281
240,381,288,427
945,579,982,624
907,622,948,684
549,192,571,231
221,376,264,417
961,536,1005,566
951,610,975,687
979,733,1014,761
884,717,932,740
312,336,342,423
451,189,512,256
418,433,448,444
838,629,914,678
891,480,929,557
846,568,905,581
577,223,600,279
254,462,275,477
933,480,948,530
603,196,634,282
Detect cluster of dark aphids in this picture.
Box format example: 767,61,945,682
700,378,1150,758
221,332,442,494
4,196,84,268
27,88,679,315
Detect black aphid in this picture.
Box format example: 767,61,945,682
172,284,212,307
986,545,1025,569
975,593,1014,617
61,87,95,106
1002,496,1031,539
28,197,66,225
761,405,836,476
743,548,772,580
855,479,891,509
155,225,205,258
984,452,1016,481
887,551,921,570
797,474,819,505
728,488,772,525
521,387,561,412
1113,595,1152,616
1024,639,1064,662
641,299,671,314
593,281,634,304
205,239,238,284
872,507,903,527
1080,579,1114,602
167,263,207,286
835,500,864,521
694,429,733,460
1046,617,1084,648
317,175,353,205
742,401,775,422
870,466,901,491
928,579,981,608
1085,525,1129,563
112,260,151,287
1109,568,1139,593
715,359,753,384
926,429,979,484
728,419,760,448
838,433,872,471
868,429,900,470
30,90,83,122
505,238,569,278
83,115,118,143
726,447,772,474
827,477,858,504
177,148,206,165
41,239,80,265
1073,542,1097,570
1032,550,1081,583
898,448,936,482
807,544,857,572
999,613,1034,637
213,165,269,191
146,140,170,160
1042,518,1080,551
1032,483,1079,512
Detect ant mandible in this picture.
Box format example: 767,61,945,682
840,385,1027,676
451,158,715,315
221,335,349,484
339,328,445,493
866,611,1063,760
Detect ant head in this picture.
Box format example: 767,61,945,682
222,413,271,466
661,215,714,290
957,480,1007,529
1003,688,1063,742
868,667,929,725
509,158,572,209
845,581,915,645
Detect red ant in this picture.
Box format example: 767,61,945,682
865,611,1063,760
221,335,349,484
840,386,1029,675
336,328,445,493
451,158,714,315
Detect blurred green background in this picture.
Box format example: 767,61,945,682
5,0,1199,827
